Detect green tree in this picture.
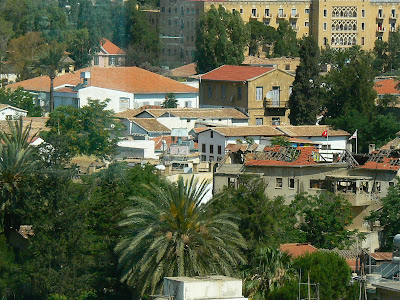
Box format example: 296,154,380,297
115,176,246,296
0,87,42,116
271,136,291,147
34,41,67,112
65,28,92,69
246,20,277,56
43,99,118,157
273,20,299,57
0,118,37,240
289,36,322,125
162,93,178,108
243,246,295,300
195,5,249,73
291,192,353,249
366,179,400,250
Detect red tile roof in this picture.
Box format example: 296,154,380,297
7,67,198,94
277,125,350,137
358,150,400,171
280,243,318,258
245,146,319,166
370,252,392,261
212,125,283,137
201,65,275,81
374,78,400,95
151,135,174,151
101,38,125,55
170,63,197,78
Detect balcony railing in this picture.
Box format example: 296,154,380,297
264,100,288,108
377,14,386,20
264,14,273,19
390,13,399,19
377,26,386,32
277,13,287,18
250,13,260,19
290,13,300,19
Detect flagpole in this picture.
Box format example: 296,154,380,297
356,129,358,154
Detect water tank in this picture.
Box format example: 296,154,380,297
394,234,400,248
80,71,91,79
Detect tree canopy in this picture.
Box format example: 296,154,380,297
195,5,249,74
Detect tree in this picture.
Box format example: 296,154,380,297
34,42,67,112
162,93,177,108
43,99,118,157
65,28,92,69
246,20,277,56
0,118,37,240
115,176,246,296
289,36,322,125
0,87,42,116
243,246,295,299
273,20,299,57
291,193,354,249
271,136,291,147
195,5,249,74
366,179,400,250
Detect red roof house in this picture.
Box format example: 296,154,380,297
92,38,126,67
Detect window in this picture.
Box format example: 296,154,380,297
94,56,99,65
251,8,257,17
119,97,130,110
209,156,214,162
289,178,295,189
289,86,293,96
291,21,297,30
210,131,214,138
201,155,206,161
310,179,329,189
240,8,243,14
218,145,222,154
323,22,327,31
378,9,383,18
256,118,263,125
202,144,206,152
228,177,237,188
161,7,165,12
208,85,212,98
256,87,263,100
372,182,382,193
232,8,236,13
109,56,116,65
390,181,395,187
272,86,280,106
265,8,270,17
392,9,396,18
238,86,242,100
5,115,12,120
276,178,283,188
210,145,214,153
321,144,331,150
285,64,290,70
221,85,226,98
305,21,309,27
362,22,365,30
168,7,171,13
323,9,327,17
264,20,270,26
305,8,309,14
361,37,365,45
291,9,297,17
168,19,171,25
324,37,328,45
278,8,284,17
362,9,365,17
185,101,192,107
272,117,280,125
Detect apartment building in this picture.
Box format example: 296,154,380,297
159,0,400,67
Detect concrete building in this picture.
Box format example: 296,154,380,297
7,67,198,113
200,65,294,126
159,0,400,67
160,276,247,300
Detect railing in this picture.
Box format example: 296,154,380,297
290,13,300,18
377,14,386,19
250,13,260,19
390,13,399,19
277,13,287,18
377,27,386,32
264,14,273,18
264,100,288,108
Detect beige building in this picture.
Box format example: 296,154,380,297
200,65,294,126
159,0,400,67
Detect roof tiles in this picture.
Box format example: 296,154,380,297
212,125,283,137
201,65,275,81
131,118,170,133
374,78,400,95
101,38,125,55
280,243,318,258
277,125,350,137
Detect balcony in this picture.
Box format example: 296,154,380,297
377,14,386,20
263,14,273,19
277,13,287,18
250,13,260,19
264,100,288,108
290,13,300,19
390,13,399,19
377,26,386,32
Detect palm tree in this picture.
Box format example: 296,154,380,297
0,118,37,239
115,176,246,296
34,42,66,112
243,247,295,299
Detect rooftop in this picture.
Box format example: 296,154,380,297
374,78,400,95
277,125,350,137
201,65,275,82
211,125,283,137
358,149,400,171
280,243,318,258
100,38,125,55
7,67,199,94
0,104,28,113
170,63,197,78
130,118,170,133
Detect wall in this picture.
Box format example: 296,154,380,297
0,107,27,120
198,130,227,162
116,139,157,159
78,86,134,113
134,92,199,108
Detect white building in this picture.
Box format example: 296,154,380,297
162,276,247,300
116,107,249,133
7,67,199,113
197,126,284,162
0,104,28,120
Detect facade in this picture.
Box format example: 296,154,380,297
200,65,294,126
91,38,126,67
7,67,199,113
159,0,400,67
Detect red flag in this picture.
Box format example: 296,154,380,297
322,130,328,137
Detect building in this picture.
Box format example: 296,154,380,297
159,0,400,67
7,67,199,113
120,117,171,138
200,65,295,126
115,107,249,132
374,78,400,102
0,104,27,120
280,243,318,258
197,125,284,162
91,38,126,67
160,276,248,300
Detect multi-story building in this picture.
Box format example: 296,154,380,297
159,0,400,67
200,65,295,126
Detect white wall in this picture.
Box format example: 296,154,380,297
0,107,27,120
117,140,157,159
134,92,199,108
78,86,134,113
156,116,248,132
198,130,227,162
